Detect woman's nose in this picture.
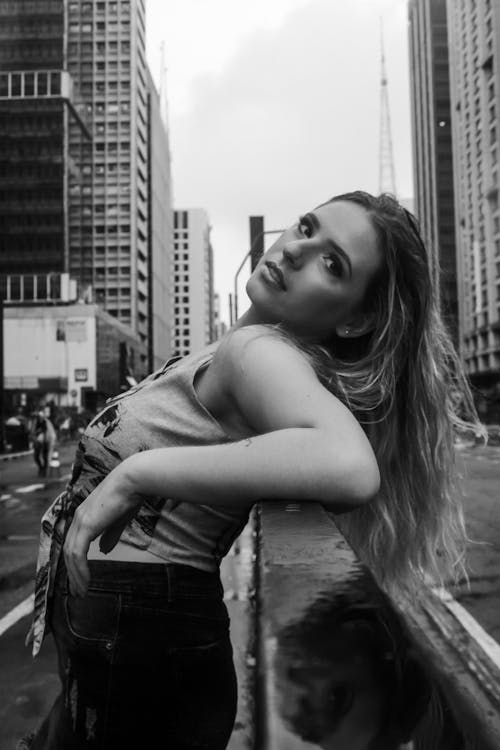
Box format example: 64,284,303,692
282,242,303,268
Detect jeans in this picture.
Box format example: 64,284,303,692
29,558,237,749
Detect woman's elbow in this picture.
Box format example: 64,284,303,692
351,457,380,505
324,453,380,510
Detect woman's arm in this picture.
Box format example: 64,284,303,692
64,328,379,594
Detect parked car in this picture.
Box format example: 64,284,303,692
3,416,30,452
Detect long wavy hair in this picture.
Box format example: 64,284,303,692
281,191,484,592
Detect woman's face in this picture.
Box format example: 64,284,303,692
246,200,382,341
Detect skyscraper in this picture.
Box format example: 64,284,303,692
446,0,500,411
173,209,215,356
67,0,150,350
147,66,174,369
67,0,174,371
0,0,90,282
408,0,458,342
1,0,175,388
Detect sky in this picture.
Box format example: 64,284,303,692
145,0,414,324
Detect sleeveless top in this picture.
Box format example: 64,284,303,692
29,342,254,656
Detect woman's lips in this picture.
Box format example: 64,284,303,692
264,261,286,290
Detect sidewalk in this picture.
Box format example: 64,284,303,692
0,449,32,462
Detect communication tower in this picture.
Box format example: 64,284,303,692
379,21,397,196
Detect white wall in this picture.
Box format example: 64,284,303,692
4,304,97,407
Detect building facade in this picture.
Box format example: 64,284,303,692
0,1,174,381
408,0,458,342
446,0,500,415
67,0,150,356
173,209,215,356
147,66,174,369
66,0,174,370
3,273,148,416
0,0,90,278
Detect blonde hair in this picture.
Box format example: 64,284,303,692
279,192,484,592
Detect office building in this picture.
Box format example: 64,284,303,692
446,0,500,410
173,209,215,356
67,0,150,354
67,0,174,369
2,271,149,413
212,292,227,341
408,0,458,341
147,66,174,369
0,0,90,279
0,1,175,395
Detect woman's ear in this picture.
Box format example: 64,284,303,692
335,313,375,339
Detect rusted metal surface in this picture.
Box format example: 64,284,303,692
257,501,500,749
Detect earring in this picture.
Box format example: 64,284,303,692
344,327,350,335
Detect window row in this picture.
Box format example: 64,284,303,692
0,71,61,98
69,20,130,32
95,122,130,134
95,266,130,275
95,141,130,152
94,163,131,174
94,102,130,115
95,224,130,234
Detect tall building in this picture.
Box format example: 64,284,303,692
446,0,500,413
0,0,175,409
408,0,458,341
173,209,215,356
67,0,150,360
147,66,174,370
212,292,227,341
0,0,90,280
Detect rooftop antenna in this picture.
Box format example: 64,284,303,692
379,18,397,196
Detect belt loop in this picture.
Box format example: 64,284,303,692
166,565,173,602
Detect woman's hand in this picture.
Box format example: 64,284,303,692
63,458,145,597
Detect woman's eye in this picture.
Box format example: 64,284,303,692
298,218,312,237
324,255,343,277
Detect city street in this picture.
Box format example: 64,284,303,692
454,442,500,642
0,441,499,749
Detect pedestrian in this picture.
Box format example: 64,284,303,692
32,410,56,478
22,192,482,749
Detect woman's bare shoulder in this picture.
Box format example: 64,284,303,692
212,325,315,388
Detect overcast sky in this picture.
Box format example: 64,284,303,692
146,0,413,323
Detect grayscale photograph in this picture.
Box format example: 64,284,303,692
0,1,499,748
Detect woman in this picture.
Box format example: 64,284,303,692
24,192,481,749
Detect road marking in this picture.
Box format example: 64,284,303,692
0,594,34,638
0,494,12,502
7,535,39,541
16,484,44,494
9,476,71,497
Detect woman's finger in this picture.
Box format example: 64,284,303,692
99,505,139,553
64,518,92,597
